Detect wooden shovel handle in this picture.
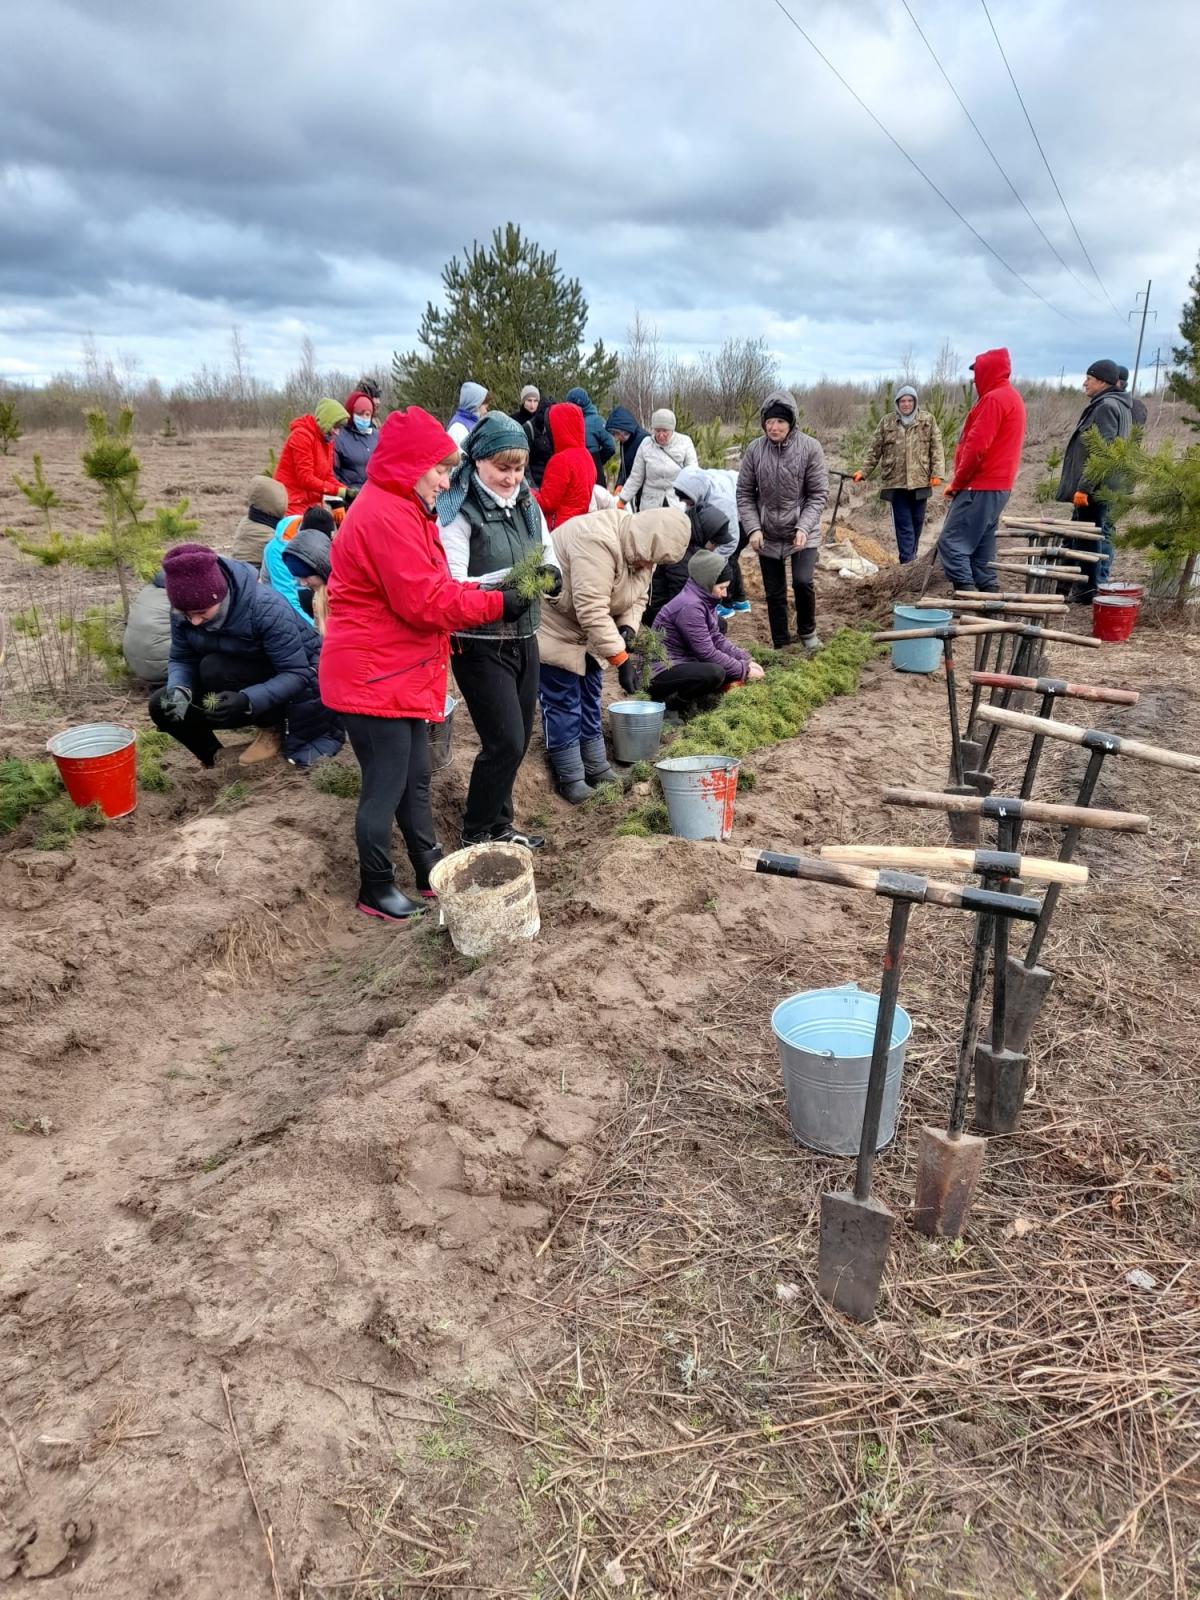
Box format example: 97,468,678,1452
738,849,1040,919
976,705,1200,773
819,843,1087,886
881,786,1149,832
872,622,1007,642
1000,516,1105,537
969,672,1140,705
998,542,1103,563
1012,623,1102,648
988,564,1081,582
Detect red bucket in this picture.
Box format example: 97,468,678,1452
46,723,138,819
1098,581,1144,600
1091,595,1140,643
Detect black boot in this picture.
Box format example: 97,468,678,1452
548,743,594,806
581,735,617,785
357,876,422,922
410,846,444,902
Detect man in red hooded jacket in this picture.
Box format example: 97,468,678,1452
937,348,1027,592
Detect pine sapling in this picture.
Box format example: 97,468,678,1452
0,399,21,455
11,454,61,536
494,546,559,603
630,625,668,692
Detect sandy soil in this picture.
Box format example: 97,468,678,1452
1,428,1198,1597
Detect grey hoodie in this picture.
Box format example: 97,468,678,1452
735,390,829,556
672,467,738,560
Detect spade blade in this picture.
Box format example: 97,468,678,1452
973,1042,1028,1134
818,1189,895,1323
1003,955,1054,1055
912,1125,986,1239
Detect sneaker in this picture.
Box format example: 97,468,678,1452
730,600,752,614
715,605,736,620
492,825,546,851
239,725,283,765
799,633,822,653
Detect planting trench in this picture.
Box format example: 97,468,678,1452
2,589,1199,1595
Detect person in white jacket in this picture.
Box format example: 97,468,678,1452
437,413,561,851
618,408,699,511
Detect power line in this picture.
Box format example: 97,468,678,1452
766,0,1083,326
899,0,1114,317
978,0,1125,320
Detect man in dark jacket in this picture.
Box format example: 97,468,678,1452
150,544,340,768
606,404,649,500
936,348,1026,592
1056,359,1133,600
565,387,615,485
1116,366,1148,426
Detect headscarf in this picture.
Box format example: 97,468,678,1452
437,412,540,542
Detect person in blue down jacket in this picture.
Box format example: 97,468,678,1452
565,387,615,485
606,404,649,502
150,543,342,769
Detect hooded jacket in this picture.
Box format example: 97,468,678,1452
565,387,616,483
537,507,690,675
654,578,752,682
230,474,289,566
736,390,830,557
1056,386,1133,502
535,403,598,530
275,414,344,514
606,405,649,490
671,468,738,560
621,427,699,510
859,388,946,495
949,349,1026,494
318,408,503,720
446,381,488,448
122,573,172,683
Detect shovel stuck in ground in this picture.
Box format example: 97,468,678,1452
742,849,1040,1322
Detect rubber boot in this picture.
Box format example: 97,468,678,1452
357,876,422,922
410,846,443,902
548,743,594,806
799,632,821,654
581,736,617,786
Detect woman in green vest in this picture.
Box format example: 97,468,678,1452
438,413,562,851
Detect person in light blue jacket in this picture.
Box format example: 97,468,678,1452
565,386,615,485
261,506,337,627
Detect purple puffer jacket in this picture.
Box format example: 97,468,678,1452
653,579,751,682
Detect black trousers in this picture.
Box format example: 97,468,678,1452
341,712,438,885
451,636,539,838
726,524,751,605
148,652,277,765
759,546,818,647
649,660,726,715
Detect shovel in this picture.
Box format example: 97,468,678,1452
976,706,1200,1050
818,843,1088,890
972,816,1030,1134
741,850,1036,1322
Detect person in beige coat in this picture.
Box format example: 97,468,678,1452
229,474,289,568
537,506,689,801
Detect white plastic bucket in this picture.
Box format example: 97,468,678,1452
427,843,539,958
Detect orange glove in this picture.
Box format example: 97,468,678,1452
608,652,629,667
852,471,864,482
930,477,941,488
1073,491,1089,507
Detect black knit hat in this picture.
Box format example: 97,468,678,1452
300,505,337,534
762,401,793,426
1086,359,1120,386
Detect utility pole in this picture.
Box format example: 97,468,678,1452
1127,280,1154,395
1150,346,1164,395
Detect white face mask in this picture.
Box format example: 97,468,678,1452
353,414,372,433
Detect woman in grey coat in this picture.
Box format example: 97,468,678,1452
735,390,829,650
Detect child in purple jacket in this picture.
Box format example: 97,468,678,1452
650,550,764,717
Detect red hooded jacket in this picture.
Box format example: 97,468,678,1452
535,404,596,529
318,409,503,720
275,413,343,514
949,348,1027,493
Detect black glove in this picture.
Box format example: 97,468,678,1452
342,485,359,507
617,657,640,696
537,564,563,598
203,690,251,727
501,590,532,622
159,686,191,722
619,625,637,649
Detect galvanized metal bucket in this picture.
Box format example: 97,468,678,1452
609,700,665,763
655,755,740,841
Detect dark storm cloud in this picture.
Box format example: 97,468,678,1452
1,0,1197,386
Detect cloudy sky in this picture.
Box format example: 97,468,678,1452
2,0,1197,393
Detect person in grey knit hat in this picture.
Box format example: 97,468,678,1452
646,549,764,720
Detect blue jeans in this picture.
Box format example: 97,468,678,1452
538,659,603,751
937,489,1011,590
887,489,928,564
1069,503,1114,596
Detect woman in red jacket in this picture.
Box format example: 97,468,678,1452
319,408,532,921
275,398,350,515
534,402,596,530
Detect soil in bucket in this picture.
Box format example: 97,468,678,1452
46,724,138,820
427,843,540,959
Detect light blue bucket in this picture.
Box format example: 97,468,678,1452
891,605,951,672
609,700,665,763
770,983,912,1154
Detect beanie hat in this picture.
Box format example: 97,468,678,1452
437,411,532,525
345,388,376,416
1086,360,1120,387
520,385,540,405
282,527,333,581
651,408,676,432
762,400,793,426
688,549,729,591
315,397,350,432
1116,365,1130,387
299,504,337,535
163,544,228,613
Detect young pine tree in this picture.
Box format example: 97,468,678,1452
0,399,22,455
11,454,62,535
392,224,618,416
1086,430,1200,602
1168,248,1200,428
